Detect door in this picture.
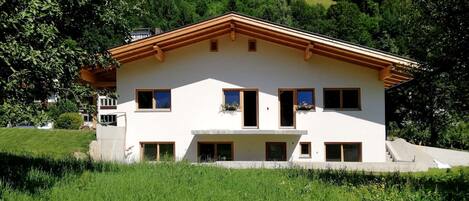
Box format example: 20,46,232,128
279,90,294,127
199,143,215,162
243,90,258,127
198,142,233,162
266,142,287,161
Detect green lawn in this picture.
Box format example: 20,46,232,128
0,128,95,158
0,128,468,201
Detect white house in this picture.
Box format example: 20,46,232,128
80,13,414,163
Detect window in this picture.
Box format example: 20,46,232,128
222,89,240,111
154,90,171,109
210,39,218,52
248,39,256,52
100,97,117,109
300,142,311,158
100,114,117,126
83,114,92,122
324,88,360,110
297,89,315,111
198,142,233,162
325,143,361,162
137,90,153,109
136,89,171,110
141,142,175,161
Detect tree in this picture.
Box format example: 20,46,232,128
0,0,135,125
387,0,469,146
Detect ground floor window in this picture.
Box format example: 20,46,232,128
141,142,175,161
300,142,311,158
266,142,287,161
100,114,117,126
198,142,233,162
325,143,361,162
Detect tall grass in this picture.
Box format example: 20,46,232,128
1,155,467,201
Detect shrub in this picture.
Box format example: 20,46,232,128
55,113,83,130
48,99,79,122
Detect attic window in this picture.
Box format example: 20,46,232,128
210,39,218,52
248,39,256,52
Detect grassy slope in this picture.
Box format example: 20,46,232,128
0,128,95,158
305,0,335,8
0,128,467,201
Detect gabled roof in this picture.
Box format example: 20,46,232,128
82,12,415,88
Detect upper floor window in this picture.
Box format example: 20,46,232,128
297,89,315,111
100,97,117,109
136,89,171,111
323,88,360,110
222,89,240,111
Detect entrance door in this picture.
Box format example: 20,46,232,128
266,142,287,161
243,90,258,127
279,90,294,127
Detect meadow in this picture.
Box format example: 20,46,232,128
0,128,468,201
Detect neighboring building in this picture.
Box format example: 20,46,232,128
129,28,162,42
80,13,415,163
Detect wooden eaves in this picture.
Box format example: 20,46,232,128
81,12,415,89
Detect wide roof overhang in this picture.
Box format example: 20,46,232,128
80,12,415,89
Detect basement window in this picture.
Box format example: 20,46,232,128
210,39,218,52
325,143,361,162
141,142,175,161
324,88,360,110
300,142,311,158
248,39,256,52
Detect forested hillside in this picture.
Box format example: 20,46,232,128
0,0,467,150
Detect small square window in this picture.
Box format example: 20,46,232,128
154,90,171,109
300,142,311,157
248,39,256,52
297,89,315,111
210,39,218,52
137,91,153,109
223,90,240,111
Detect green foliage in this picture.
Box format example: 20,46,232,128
55,113,83,130
0,102,50,127
0,0,136,119
386,0,469,148
47,99,79,122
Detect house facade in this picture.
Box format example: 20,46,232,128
81,13,414,163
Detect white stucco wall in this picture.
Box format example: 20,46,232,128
115,34,386,162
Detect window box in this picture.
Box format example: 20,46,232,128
221,103,239,111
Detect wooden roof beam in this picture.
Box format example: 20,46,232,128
153,45,164,62
379,65,392,81
79,69,96,83
230,23,236,41
236,28,305,50
304,44,314,61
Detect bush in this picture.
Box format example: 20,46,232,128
48,99,79,122
55,113,83,130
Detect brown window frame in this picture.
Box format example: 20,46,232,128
241,89,259,128
140,142,175,162
197,141,234,162
210,39,218,52
222,89,241,112
248,39,257,52
135,89,171,111
323,88,361,110
278,88,316,129
265,142,287,161
299,142,311,158
324,142,362,162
